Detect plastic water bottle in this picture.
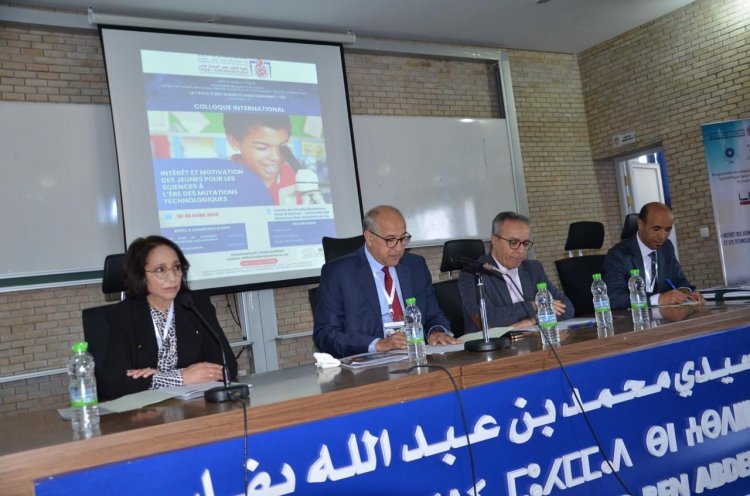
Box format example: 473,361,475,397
628,269,650,330
591,273,614,337
67,341,100,436
535,282,560,348
404,297,427,365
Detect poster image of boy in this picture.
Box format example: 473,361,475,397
224,113,324,206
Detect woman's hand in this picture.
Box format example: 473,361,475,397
126,368,158,379
182,362,225,384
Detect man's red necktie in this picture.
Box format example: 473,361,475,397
382,267,403,319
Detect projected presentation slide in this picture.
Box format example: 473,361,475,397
142,50,334,281
102,29,361,291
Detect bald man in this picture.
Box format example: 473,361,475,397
313,205,459,358
603,202,704,309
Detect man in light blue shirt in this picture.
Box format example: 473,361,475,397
313,205,459,358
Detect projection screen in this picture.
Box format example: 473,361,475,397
100,27,362,292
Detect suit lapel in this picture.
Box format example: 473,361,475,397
356,248,383,319
518,263,535,300
627,237,646,277
130,299,159,362
485,256,513,305
395,262,412,303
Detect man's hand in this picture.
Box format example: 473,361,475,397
427,331,461,346
552,299,567,316
658,289,705,306
510,318,536,330
375,332,407,352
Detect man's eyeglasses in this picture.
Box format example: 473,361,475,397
493,234,534,251
146,264,187,280
368,231,412,248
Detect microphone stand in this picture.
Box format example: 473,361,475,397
180,294,250,403
464,272,511,352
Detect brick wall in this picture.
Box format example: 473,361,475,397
0,24,107,102
505,50,620,274
578,0,749,288
3,0,741,415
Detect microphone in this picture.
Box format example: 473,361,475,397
178,293,250,403
481,262,504,277
456,256,503,278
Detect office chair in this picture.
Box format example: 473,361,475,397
620,213,639,240
308,286,319,320
81,252,126,397
432,238,485,337
432,279,465,337
554,222,605,317
81,305,109,393
101,253,126,295
321,235,365,263
308,236,365,318
439,239,486,279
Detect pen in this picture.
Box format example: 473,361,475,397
665,278,677,290
567,321,595,330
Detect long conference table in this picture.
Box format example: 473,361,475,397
2,301,750,495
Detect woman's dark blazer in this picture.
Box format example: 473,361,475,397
99,290,237,401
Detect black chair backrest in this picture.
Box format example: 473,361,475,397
439,239,486,274
554,255,605,317
102,253,126,294
81,304,110,394
322,235,365,262
621,213,639,240
432,279,465,337
308,286,318,319
564,222,604,252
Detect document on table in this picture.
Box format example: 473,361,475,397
428,327,514,354
340,351,409,369
699,286,750,301
57,381,252,418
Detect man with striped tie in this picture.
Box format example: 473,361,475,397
603,202,704,309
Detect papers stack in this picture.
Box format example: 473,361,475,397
339,351,408,369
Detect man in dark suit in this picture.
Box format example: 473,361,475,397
603,202,704,309
458,211,574,332
313,205,459,358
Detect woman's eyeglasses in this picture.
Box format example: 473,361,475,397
146,265,186,280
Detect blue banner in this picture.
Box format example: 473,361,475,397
37,325,750,495
701,119,750,285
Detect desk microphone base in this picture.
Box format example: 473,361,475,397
464,337,511,352
205,383,250,403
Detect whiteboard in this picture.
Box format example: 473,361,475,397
0,102,124,280
353,116,519,245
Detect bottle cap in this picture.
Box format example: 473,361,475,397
406,297,416,306
536,282,547,290
629,269,640,276
592,273,601,280
71,341,89,353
